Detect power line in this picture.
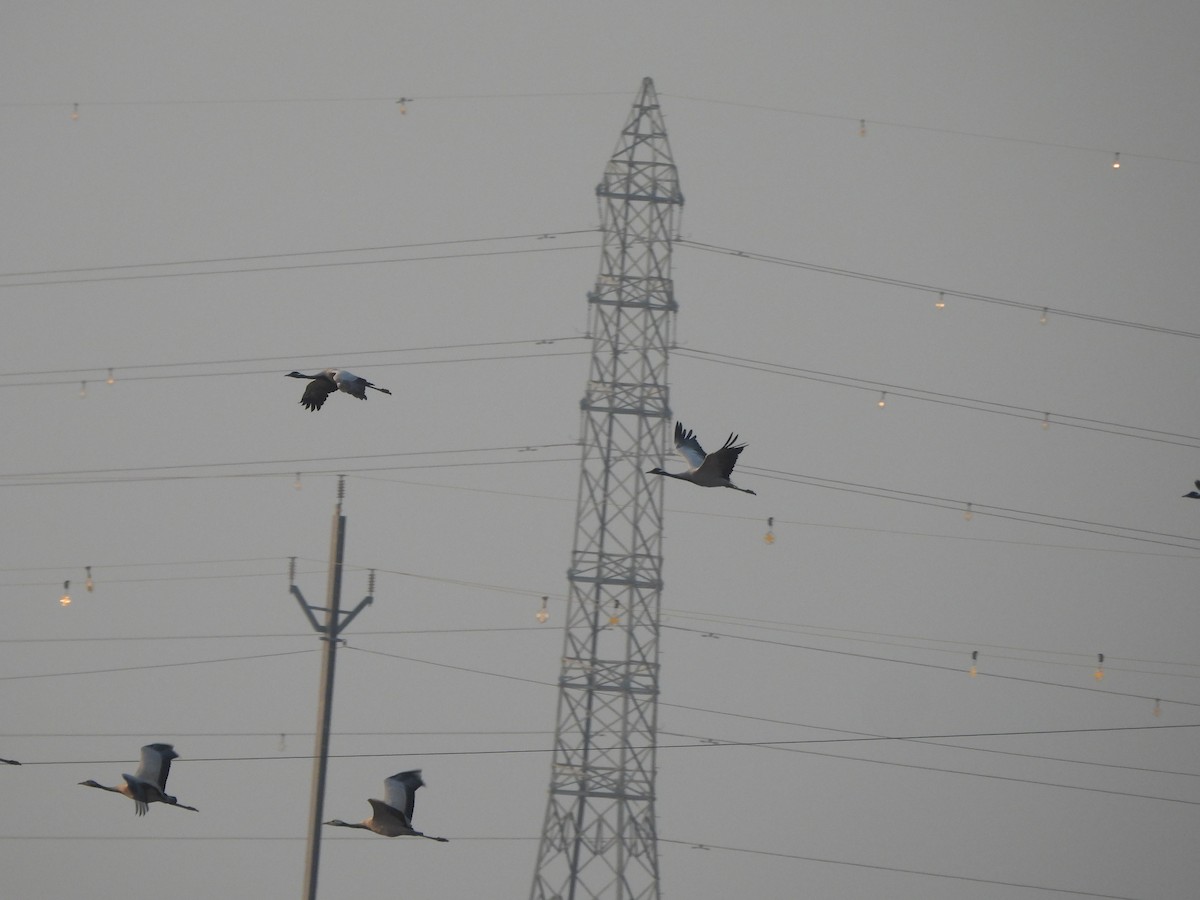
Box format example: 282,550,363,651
9,637,1196,801
10,87,1196,168
13,725,1196,808
0,649,317,681
663,623,1200,710
351,637,1200,726
0,241,597,289
666,615,1200,680
5,440,1194,553
746,466,1200,552
0,441,579,487
677,239,1200,340
659,729,1198,781
0,729,552,739
0,91,628,111
8,724,1192,780
0,627,549,644
678,347,1200,449
7,557,1197,680
0,441,576,480
6,721,1194,782
667,731,1200,807
662,91,1200,168
0,230,597,281
0,334,587,381
657,837,1147,900
0,454,580,489
0,349,589,392
15,724,1196,762
0,830,1157,897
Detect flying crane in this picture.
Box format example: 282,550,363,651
648,421,757,495
325,770,448,841
79,743,198,816
285,369,393,411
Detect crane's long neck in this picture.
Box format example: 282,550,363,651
80,780,123,795
649,468,688,480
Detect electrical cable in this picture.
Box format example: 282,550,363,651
677,347,1200,449
0,335,587,381
660,92,1200,168
677,239,1200,340
662,623,1200,709
656,837,1147,900
0,230,597,281
0,242,597,289
0,649,318,682
745,466,1200,552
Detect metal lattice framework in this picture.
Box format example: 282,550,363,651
530,77,682,900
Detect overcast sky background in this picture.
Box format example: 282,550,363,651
3,2,1199,898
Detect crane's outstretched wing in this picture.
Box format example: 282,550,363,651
383,771,424,822
301,380,337,411
673,422,707,470
702,434,747,480
136,744,177,790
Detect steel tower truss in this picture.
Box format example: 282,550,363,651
531,78,682,900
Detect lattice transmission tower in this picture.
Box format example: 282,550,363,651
530,77,682,900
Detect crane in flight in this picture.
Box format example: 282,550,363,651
648,421,756,495
285,369,392,411
79,743,198,816
325,770,448,841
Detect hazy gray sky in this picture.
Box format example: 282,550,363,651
3,2,1199,898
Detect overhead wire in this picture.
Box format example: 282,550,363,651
0,649,318,682
0,348,590,392
6,724,1193,780
0,241,597,289
660,92,1200,168
8,87,1197,168
677,347,1200,449
6,624,1197,810
0,90,630,111
1,440,1194,554
676,239,1200,340
0,828,1157,897
345,638,1200,720
0,229,598,281
0,334,588,381
5,556,1198,679
0,441,580,487
11,725,1198,809
659,730,1200,808
665,615,1200,680
656,837,1147,900
658,729,1199,780
745,466,1200,552
660,624,1200,710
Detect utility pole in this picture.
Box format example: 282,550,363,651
530,77,681,900
291,476,374,900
